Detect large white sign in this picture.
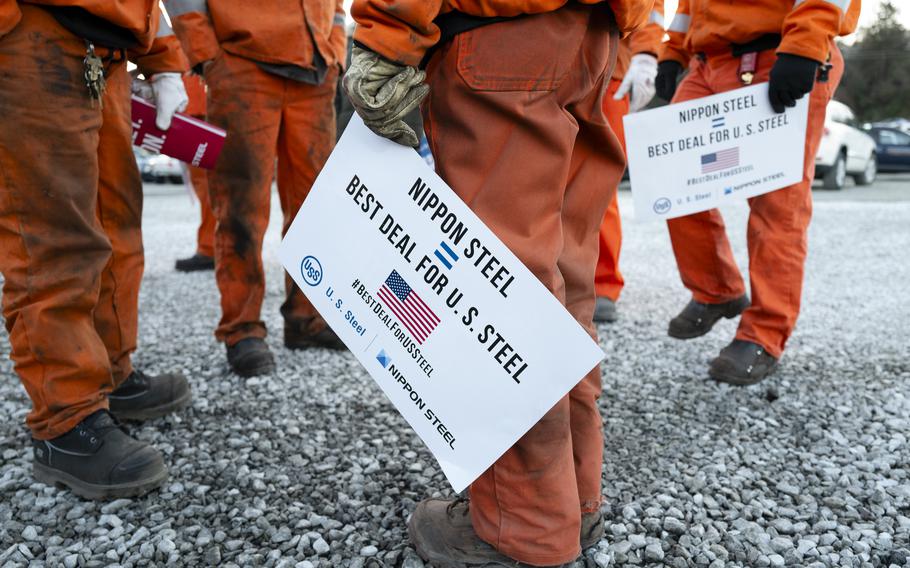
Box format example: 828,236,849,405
279,117,604,492
624,83,809,221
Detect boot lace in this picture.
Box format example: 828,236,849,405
446,493,470,518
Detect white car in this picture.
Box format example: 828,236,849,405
138,150,185,184
815,100,877,189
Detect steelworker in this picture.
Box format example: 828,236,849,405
345,0,649,566
594,0,664,323
654,0,860,385
175,74,217,273
165,0,348,377
0,1,192,499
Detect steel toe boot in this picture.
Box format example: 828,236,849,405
709,339,778,386
227,337,276,377
408,498,577,567
109,370,191,421
593,297,618,323
668,295,750,339
32,410,167,500
175,253,214,272
284,320,345,350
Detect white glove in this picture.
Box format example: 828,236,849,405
131,72,189,131
614,54,658,113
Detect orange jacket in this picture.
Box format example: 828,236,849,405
660,0,860,66
615,0,663,79
352,0,654,67
1,1,187,74
163,0,347,70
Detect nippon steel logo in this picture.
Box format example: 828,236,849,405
653,198,672,215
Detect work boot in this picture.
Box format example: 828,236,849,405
580,511,604,550
174,253,214,272
668,295,750,339
227,337,276,377
709,339,779,386
284,320,345,351
108,370,192,421
408,497,575,567
32,410,167,500
593,297,618,323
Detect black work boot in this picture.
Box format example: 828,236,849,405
32,410,167,500
709,339,779,386
284,320,345,351
593,297,618,324
227,337,276,377
175,253,214,272
668,295,750,339
580,511,604,550
408,497,576,567
109,370,192,421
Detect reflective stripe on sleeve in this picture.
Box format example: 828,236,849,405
667,13,690,33
156,13,175,37
163,0,208,17
333,13,346,26
795,0,851,10
648,10,665,27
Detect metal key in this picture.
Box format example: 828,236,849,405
83,42,106,107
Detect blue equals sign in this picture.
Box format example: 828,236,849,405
724,187,733,195
712,116,726,128
434,241,459,270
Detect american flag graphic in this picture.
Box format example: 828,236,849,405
701,147,740,173
377,271,440,344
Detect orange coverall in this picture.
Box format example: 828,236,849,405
596,1,664,302
182,74,215,258
353,0,648,564
661,0,859,357
0,2,187,439
166,0,347,346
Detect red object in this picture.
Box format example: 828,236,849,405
131,95,225,170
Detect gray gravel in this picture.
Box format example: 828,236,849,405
0,176,908,567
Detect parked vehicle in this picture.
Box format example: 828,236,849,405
815,100,877,189
868,117,910,135
140,152,185,184
864,127,910,173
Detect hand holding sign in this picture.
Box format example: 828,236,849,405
624,83,809,221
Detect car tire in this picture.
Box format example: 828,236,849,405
169,175,184,185
853,153,876,186
154,175,166,184
823,150,847,190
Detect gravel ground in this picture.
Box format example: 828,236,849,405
1,176,908,568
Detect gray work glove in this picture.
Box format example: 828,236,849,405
343,46,429,148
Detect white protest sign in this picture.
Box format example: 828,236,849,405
624,82,808,221
279,117,604,492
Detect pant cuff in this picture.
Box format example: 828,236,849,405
31,399,110,441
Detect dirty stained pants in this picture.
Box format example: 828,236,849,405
204,52,337,345
423,6,625,565
595,78,628,302
187,164,215,258
0,6,143,439
667,44,843,358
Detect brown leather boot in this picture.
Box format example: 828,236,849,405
408,498,576,567
284,320,345,351
580,511,604,550
667,295,750,339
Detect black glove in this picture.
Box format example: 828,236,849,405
655,60,683,102
768,53,819,113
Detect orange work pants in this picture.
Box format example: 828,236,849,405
595,78,628,301
0,6,143,439
667,45,843,357
423,6,624,565
205,53,338,345
187,163,215,258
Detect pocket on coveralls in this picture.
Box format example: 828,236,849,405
455,11,586,92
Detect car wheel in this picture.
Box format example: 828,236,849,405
154,175,166,184
823,150,847,190
853,153,876,186
169,175,184,185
